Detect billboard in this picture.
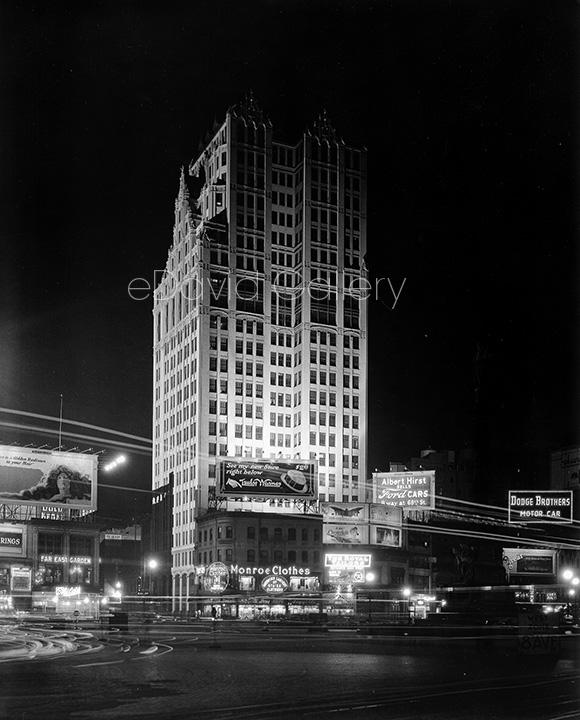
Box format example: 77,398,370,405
0,446,97,511
10,567,32,593
321,502,368,524
369,503,403,527
373,471,435,509
502,548,556,576
0,525,24,557
508,490,573,524
370,524,402,548
218,458,317,499
323,523,369,545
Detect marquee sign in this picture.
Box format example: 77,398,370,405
324,553,372,570
10,567,32,593
373,471,435,509
218,458,317,499
203,562,230,593
39,555,92,565
0,525,24,557
230,564,311,576
508,491,573,524
55,585,81,597
260,575,289,594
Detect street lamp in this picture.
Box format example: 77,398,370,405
402,587,412,624
365,572,376,623
103,454,128,473
561,569,574,582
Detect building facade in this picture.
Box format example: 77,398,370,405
190,510,323,619
0,519,101,616
152,98,368,608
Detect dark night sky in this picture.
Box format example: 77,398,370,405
1,1,577,515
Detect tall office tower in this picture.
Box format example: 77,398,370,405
153,97,368,605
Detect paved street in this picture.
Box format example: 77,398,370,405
0,621,577,719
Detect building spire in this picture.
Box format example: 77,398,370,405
175,165,192,219
229,91,270,126
310,109,339,142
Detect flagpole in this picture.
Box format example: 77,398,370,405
58,394,63,449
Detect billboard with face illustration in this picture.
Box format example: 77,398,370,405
0,446,97,511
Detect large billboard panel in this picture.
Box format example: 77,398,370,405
373,471,435,509
0,447,97,511
323,523,369,545
502,548,556,576
369,503,403,527
370,524,402,548
218,458,317,499
321,502,368,524
508,491,573,524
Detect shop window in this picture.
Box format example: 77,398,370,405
70,535,92,557
38,533,63,555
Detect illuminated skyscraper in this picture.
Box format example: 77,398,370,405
153,97,368,607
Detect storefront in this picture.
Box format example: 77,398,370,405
31,586,102,617
193,562,323,619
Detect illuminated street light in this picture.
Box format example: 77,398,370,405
402,587,412,598
568,589,576,597
148,559,159,570
103,454,128,473
561,569,574,581
365,572,376,583
571,577,579,587
115,581,122,589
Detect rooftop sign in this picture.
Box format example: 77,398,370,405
218,458,317,500
508,491,573,524
373,471,435,509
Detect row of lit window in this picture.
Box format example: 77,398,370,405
308,432,360,450
272,190,294,207
271,230,294,247
318,474,359,487
312,453,359,469
200,525,319,543
199,549,318,565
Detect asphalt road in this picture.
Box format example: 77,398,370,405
0,621,578,720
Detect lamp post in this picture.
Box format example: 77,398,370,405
146,558,158,613
560,568,579,623
365,572,376,624
402,586,412,624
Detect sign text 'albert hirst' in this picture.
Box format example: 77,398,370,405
373,471,435,509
